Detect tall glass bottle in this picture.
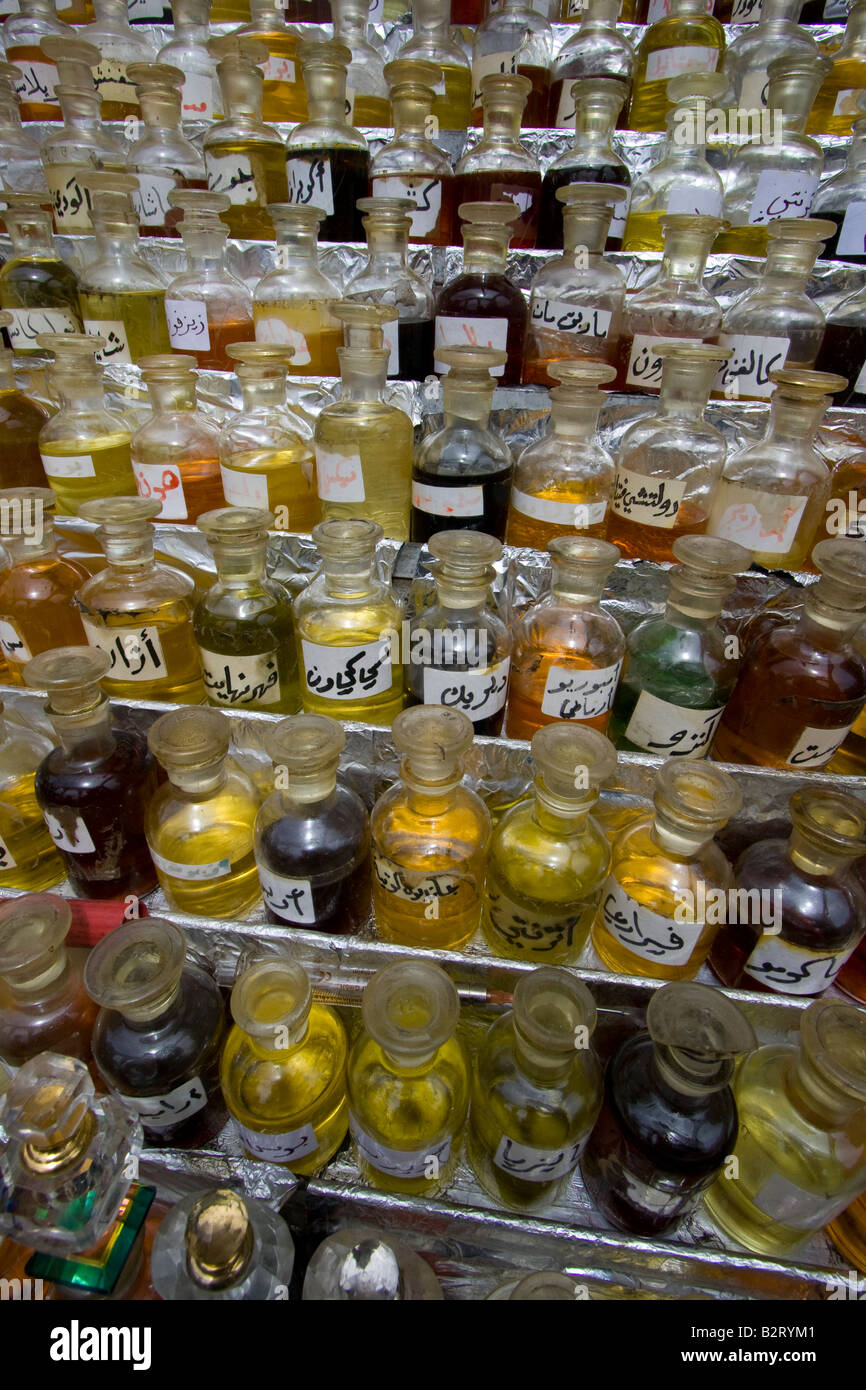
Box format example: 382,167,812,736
145,706,262,918
85,916,227,1148
254,713,370,932
412,345,511,542
0,325,50,487
550,0,634,128
723,0,817,112
627,0,724,133
0,61,44,198
809,114,866,265
221,956,348,1171
0,192,81,353
507,361,617,547
0,486,89,676
397,0,472,132
126,63,208,238
807,0,866,136
707,369,846,571
456,74,541,250
505,538,624,741
406,531,512,735
371,705,491,950
482,723,615,962
344,198,435,381
294,518,404,725
39,36,125,238
712,539,866,771
156,0,221,123
372,60,455,248
814,281,866,405
84,0,157,120
253,206,341,373
229,0,307,124
537,76,630,250
435,201,526,387
470,0,552,128
287,40,370,245
347,960,470,1195
608,342,732,560
131,355,224,524
36,333,134,514
608,535,751,757
592,760,742,978
221,343,319,528
203,39,288,242
151,1188,296,1301
164,191,254,371
0,894,96,1063
194,506,300,715
3,0,72,122
582,983,755,1235
0,708,64,893
329,0,390,128
22,645,159,899
76,496,206,704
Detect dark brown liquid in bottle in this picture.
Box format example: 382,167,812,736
472,65,550,129
814,319,866,406
435,272,527,386
808,210,866,265
397,317,435,381
454,170,542,249
287,145,371,242
258,787,371,935
537,165,630,251
411,458,512,544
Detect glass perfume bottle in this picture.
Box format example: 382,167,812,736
221,955,349,1171
468,968,603,1209
126,63,208,238
151,1188,295,1301
39,36,126,238
710,788,866,998
435,201,527,387
329,0,390,128
253,206,341,373
303,1227,443,1301
550,0,634,129
194,506,300,715
164,191,254,370
254,713,371,932
0,61,44,197
221,343,319,528
412,345,511,542
35,332,135,514
627,0,724,133
145,706,263,918
131,355,224,525
814,282,866,406
704,999,866,1256
712,539,866,771
85,0,157,120
582,983,755,1235
157,0,222,123
505,537,625,741
397,0,472,132
0,485,89,676
0,1053,140,1253
608,535,750,757
470,0,553,128
344,198,435,381
406,531,512,735
537,76,630,251
371,705,491,950
3,0,72,122
456,74,541,250
523,185,626,384
22,645,159,899
347,960,470,1195
0,315,49,487
85,916,227,1148
203,39,288,242
0,894,96,1064
287,39,370,244
76,171,171,364
807,0,866,135
622,74,726,253
829,1192,866,1276
607,343,732,560
723,0,817,112
592,759,742,978
0,192,82,353
372,60,455,248
706,369,846,571
482,722,616,962
229,0,307,124
294,518,404,725
810,114,866,265
0,707,64,893
507,363,617,548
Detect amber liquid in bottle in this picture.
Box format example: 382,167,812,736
454,171,543,251
437,277,526,387
608,500,712,563
473,65,550,128
287,146,371,243
397,319,435,383
0,392,49,489
186,316,256,372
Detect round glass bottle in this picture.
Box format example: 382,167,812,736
84,0,157,120
252,205,341,374
151,1188,296,1301
809,112,866,264
126,63,208,238
434,201,527,387
396,0,471,132
288,39,370,245
3,0,72,122
807,0,866,136
0,316,49,487
550,0,634,130
0,485,89,677
537,76,630,251
344,198,435,382
0,192,82,353
228,0,307,124
0,893,96,1063
164,190,255,370
0,700,64,892
329,0,390,128
202,39,288,242
39,37,126,238
372,59,455,248
456,73,541,251
627,0,724,133
470,0,553,128
156,0,221,123
131,354,224,525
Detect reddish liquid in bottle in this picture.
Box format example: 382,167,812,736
435,272,527,386
471,66,550,130
170,315,256,372
454,170,542,249
537,165,629,251
814,320,866,407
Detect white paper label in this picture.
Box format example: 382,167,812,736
206,151,257,205
219,463,270,510
856,359,866,396
494,1133,586,1183
645,47,717,84
0,618,31,664
134,461,188,520
744,933,857,995
181,73,216,121
165,298,211,351
0,833,17,871
837,201,866,258
748,170,819,226
411,480,485,518
83,318,131,366
740,68,769,111
39,452,96,479
81,620,168,683
371,175,442,239
714,334,790,400
624,689,725,759
258,863,315,924
833,87,862,118
599,878,704,968
43,810,95,855
667,183,723,217
785,723,856,770
351,1116,452,1179
302,639,393,702
151,848,232,881
6,306,78,350
529,296,612,339
255,316,313,364
286,156,334,216
373,853,462,905
434,316,508,374
262,55,296,84
315,447,365,503
12,59,58,105
120,1076,208,1131
612,467,685,529
510,489,607,528
130,172,177,227
751,1171,852,1230
199,648,281,708
625,334,698,390
421,657,510,722
554,84,578,129
93,59,137,106
381,318,399,378
47,165,92,230
541,660,622,721
472,50,520,107
709,483,808,554
236,1120,318,1163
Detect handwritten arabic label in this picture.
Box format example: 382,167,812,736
411,480,485,518
12,59,58,106
833,87,863,117
714,332,790,400
554,84,579,129
740,68,769,111
39,451,96,480
752,1171,851,1231
434,315,508,374
0,833,17,871
120,1076,208,1131
471,49,520,108
258,863,314,924
302,639,393,702
7,306,79,350
708,481,808,554
83,318,131,365
541,659,622,721
262,55,297,84
612,468,685,529
206,151,258,206
601,879,705,968
785,722,855,770
510,489,607,528
494,1133,586,1183
286,156,334,216
837,201,866,258
236,1120,318,1163
373,853,462,904
486,882,589,955
81,620,168,683
219,463,270,510
199,649,281,708
422,657,510,721
645,46,718,85
744,933,856,995
621,1165,684,1216
130,172,177,227
371,175,442,239
0,618,32,665
46,163,93,230
530,296,612,340
748,169,819,226
165,298,210,352
350,1114,452,1179
731,0,761,18
151,848,232,881
667,183,723,217
43,810,96,856
315,447,365,503
624,689,725,760
625,334,697,390
134,462,187,520
181,73,217,121
92,59,138,107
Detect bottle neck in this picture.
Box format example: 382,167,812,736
0,355,15,392
573,102,618,148
239,377,287,411
139,95,182,134
764,393,825,449
660,234,714,284
5,517,56,563
431,582,487,614
5,947,70,1000
462,229,508,275
364,223,411,272
788,827,858,878
273,227,320,267
146,378,198,414
842,5,866,56
7,222,55,257
481,103,523,148
0,94,22,131
761,240,818,293
213,541,269,586
549,398,603,440
786,1047,863,1129
392,94,434,139
53,375,107,413
513,1024,574,1086
562,213,609,257
56,96,102,131
167,763,228,797
92,225,143,265
181,230,231,271
657,362,716,418
339,359,387,402
51,703,116,761
532,791,593,837
321,557,378,599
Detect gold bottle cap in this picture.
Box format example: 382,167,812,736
0,894,72,991
668,534,752,618
197,506,274,547
361,959,459,1064
652,759,743,854
83,917,187,1022
647,982,756,1094
22,644,111,715
513,968,597,1057
169,189,233,221
800,999,866,1104
384,57,442,94
229,955,313,1045
312,516,384,561
184,1190,255,1291
5,1053,98,1166
147,705,231,771
530,721,617,805
127,62,186,93
392,704,475,785
264,713,345,800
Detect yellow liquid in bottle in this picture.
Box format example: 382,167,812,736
315,402,413,541
149,798,262,918
712,223,770,258
253,301,343,376
0,772,65,891
39,435,136,516
255,33,307,123
372,824,486,951
622,209,668,254
351,93,392,128
205,140,289,240
80,598,207,704
807,61,866,137
296,607,405,725
434,65,472,132
592,863,718,981
629,19,723,131
79,289,171,360
223,445,321,534
505,487,610,551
